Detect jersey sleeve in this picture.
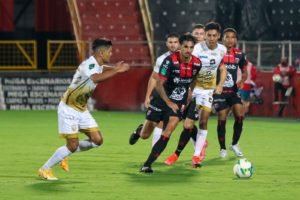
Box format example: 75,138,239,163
153,56,163,73
84,63,103,78
158,57,172,80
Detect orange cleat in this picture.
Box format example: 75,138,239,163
164,153,179,165
192,156,202,168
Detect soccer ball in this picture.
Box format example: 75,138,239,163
233,158,254,178
272,74,282,83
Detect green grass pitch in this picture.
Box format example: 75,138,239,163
0,111,299,200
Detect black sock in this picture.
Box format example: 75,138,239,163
217,120,226,149
174,126,196,156
190,125,198,142
144,135,169,167
232,116,243,145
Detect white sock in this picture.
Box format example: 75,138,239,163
76,139,100,152
152,127,162,147
193,129,208,156
191,138,196,150
42,146,72,169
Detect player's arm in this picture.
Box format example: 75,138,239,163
238,55,248,89
215,63,227,94
90,61,129,83
144,71,157,108
155,57,178,113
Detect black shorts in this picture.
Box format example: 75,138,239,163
146,97,183,124
213,92,242,112
182,99,199,120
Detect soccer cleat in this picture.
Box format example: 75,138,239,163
229,144,244,157
220,149,227,158
60,157,69,172
192,156,202,168
164,153,179,165
129,124,143,145
38,168,58,181
140,166,154,173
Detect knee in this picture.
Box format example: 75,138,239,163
92,136,103,146
67,141,79,153
235,116,244,124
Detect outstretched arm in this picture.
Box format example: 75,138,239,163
90,62,129,83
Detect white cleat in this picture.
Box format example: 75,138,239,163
229,144,244,157
219,149,227,158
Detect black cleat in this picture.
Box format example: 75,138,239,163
140,166,154,173
129,124,143,145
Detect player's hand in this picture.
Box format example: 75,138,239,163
115,61,130,73
167,101,179,113
144,97,150,109
215,85,223,95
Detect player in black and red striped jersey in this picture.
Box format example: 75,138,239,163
213,28,248,158
129,34,201,173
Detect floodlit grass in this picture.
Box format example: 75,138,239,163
0,111,299,200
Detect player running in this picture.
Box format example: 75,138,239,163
164,22,227,167
38,39,129,180
129,34,201,173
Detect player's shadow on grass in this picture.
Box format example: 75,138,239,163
122,162,201,185
28,179,86,193
201,156,236,166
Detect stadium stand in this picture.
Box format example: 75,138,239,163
76,0,151,66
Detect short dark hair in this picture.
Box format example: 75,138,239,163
192,24,205,32
165,33,180,40
92,39,112,51
205,22,221,33
223,28,237,35
179,34,196,45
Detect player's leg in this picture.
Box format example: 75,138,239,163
38,102,79,180
192,89,213,165
129,119,157,145
141,114,180,173
38,137,76,180
152,121,163,147
164,117,195,165
192,109,211,167
230,96,244,157
217,108,229,158
129,103,160,145
213,94,230,158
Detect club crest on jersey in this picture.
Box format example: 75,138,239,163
89,64,95,69
210,59,216,65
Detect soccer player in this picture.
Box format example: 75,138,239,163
38,39,129,180
144,33,180,146
213,28,247,158
164,22,227,167
129,34,201,173
191,24,205,43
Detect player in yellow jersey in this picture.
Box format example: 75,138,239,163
164,22,227,167
38,39,129,180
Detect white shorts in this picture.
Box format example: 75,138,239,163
192,88,214,111
58,101,98,136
